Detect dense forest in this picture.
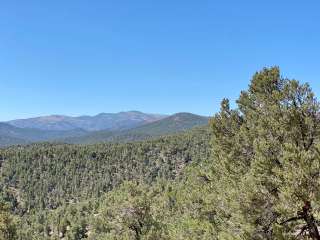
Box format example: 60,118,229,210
0,126,211,211
1,67,320,239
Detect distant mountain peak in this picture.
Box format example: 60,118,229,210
120,110,143,114
62,112,209,144
6,111,167,132
36,115,69,121
1,112,209,146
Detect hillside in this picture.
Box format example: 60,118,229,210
125,112,209,135
0,112,208,147
0,126,211,211
7,111,167,131
64,112,209,144
0,123,88,147
0,135,27,147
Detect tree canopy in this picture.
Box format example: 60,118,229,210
1,67,320,239
210,67,320,239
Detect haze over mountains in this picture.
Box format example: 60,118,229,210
7,111,167,131
1,111,209,147
64,112,210,144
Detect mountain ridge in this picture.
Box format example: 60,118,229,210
6,111,168,131
0,112,209,147
63,112,209,144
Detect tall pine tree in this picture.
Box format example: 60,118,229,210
210,67,320,239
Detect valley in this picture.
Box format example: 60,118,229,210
1,68,320,239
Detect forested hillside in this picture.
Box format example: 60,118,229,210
64,113,209,144
0,123,87,147
0,126,210,212
1,67,320,239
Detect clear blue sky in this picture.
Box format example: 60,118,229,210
1,1,319,121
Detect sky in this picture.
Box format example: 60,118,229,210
1,0,320,121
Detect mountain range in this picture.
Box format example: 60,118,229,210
7,111,166,131
1,111,209,147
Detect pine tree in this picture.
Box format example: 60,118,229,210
210,67,320,239
0,202,17,240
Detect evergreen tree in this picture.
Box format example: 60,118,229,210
210,67,320,239
0,202,17,240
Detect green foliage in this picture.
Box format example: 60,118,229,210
0,127,210,212
2,67,320,239
91,166,219,239
92,181,166,239
0,127,211,239
0,202,17,240
210,67,320,239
